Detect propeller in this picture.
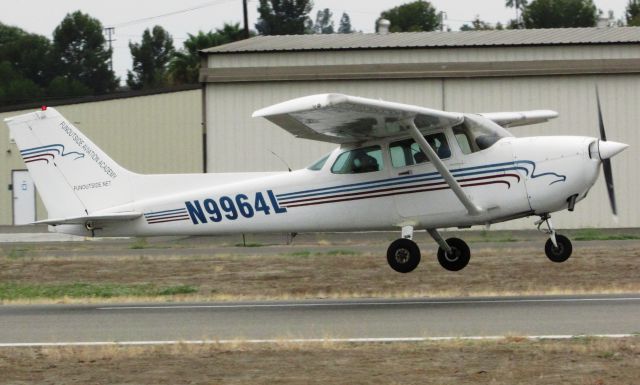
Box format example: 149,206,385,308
594,87,629,217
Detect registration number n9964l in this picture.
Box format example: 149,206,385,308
185,190,286,224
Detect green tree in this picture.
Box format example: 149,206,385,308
505,0,528,27
255,0,314,35
127,26,175,90
522,0,597,28
460,16,495,31
627,0,640,26
377,1,440,32
312,8,334,34
0,23,53,88
47,76,92,98
338,12,353,33
52,11,118,94
0,61,42,106
169,24,246,84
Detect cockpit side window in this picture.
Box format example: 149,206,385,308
389,132,450,168
331,146,383,174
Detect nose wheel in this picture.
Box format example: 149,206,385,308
536,214,572,263
545,234,572,262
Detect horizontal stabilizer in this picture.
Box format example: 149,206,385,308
34,211,141,225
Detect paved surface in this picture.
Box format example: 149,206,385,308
1,295,638,344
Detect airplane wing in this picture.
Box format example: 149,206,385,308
252,94,464,144
254,94,482,215
480,110,558,128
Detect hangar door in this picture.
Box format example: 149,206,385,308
12,170,36,225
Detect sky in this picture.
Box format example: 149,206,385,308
1,0,632,84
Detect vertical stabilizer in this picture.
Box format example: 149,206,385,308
5,108,134,219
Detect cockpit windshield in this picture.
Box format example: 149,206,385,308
453,114,513,154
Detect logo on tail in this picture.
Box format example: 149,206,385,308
20,144,85,164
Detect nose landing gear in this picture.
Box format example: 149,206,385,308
536,214,572,263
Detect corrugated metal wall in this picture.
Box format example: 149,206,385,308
205,74,638,230
0,90,202,224
205,80,444,172
208,45,640,68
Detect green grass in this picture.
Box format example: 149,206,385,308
7,247,29,259
325,249,360,256
286,250,360,257
0,283,198,300
288,251,312,257
130,238,148,249
573,229,640,241
234,242,265,247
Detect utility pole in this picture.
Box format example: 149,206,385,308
242,0,249,39
438,12,447,31
104,27,116,72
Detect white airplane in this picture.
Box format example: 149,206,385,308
5,92,628,273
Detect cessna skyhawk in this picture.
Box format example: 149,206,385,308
5,92,628,273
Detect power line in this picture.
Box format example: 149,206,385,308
110,0,238,28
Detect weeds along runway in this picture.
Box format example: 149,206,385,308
0,295,639,345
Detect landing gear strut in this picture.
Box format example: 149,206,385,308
386,226,472,273
536,214,572,263
387,226,421,273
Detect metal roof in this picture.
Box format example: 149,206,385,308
202,27,640,54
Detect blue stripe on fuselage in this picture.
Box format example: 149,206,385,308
278,161,530,201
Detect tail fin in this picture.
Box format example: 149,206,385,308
5,108,134,219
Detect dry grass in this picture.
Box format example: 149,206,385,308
1,337,638,384
1,242,639,303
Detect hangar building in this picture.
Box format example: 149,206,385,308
2,27,639,230
200,27,640,230
0,86,202,225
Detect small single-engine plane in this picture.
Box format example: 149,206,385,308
5,92,628,273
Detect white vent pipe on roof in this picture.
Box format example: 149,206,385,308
377,19,390,34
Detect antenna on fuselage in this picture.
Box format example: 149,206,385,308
268,149,292,172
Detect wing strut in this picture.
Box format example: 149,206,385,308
405,119,482,216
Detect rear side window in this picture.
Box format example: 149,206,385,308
307,153,330,171
331,146,383,174
389,132,450,168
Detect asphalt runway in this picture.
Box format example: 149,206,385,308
1,295,638,345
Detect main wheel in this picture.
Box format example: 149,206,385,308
545,234,572,263
387,238,421,273
437,237,470,271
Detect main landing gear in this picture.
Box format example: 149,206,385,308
386,215,573,273
386,226,471,273
536,214,572,263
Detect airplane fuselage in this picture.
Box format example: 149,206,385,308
57,135,600,237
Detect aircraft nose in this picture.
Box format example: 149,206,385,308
598,140,629,160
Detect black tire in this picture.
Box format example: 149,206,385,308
387,238,421,273
437,237,470,271
545,234,572,263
